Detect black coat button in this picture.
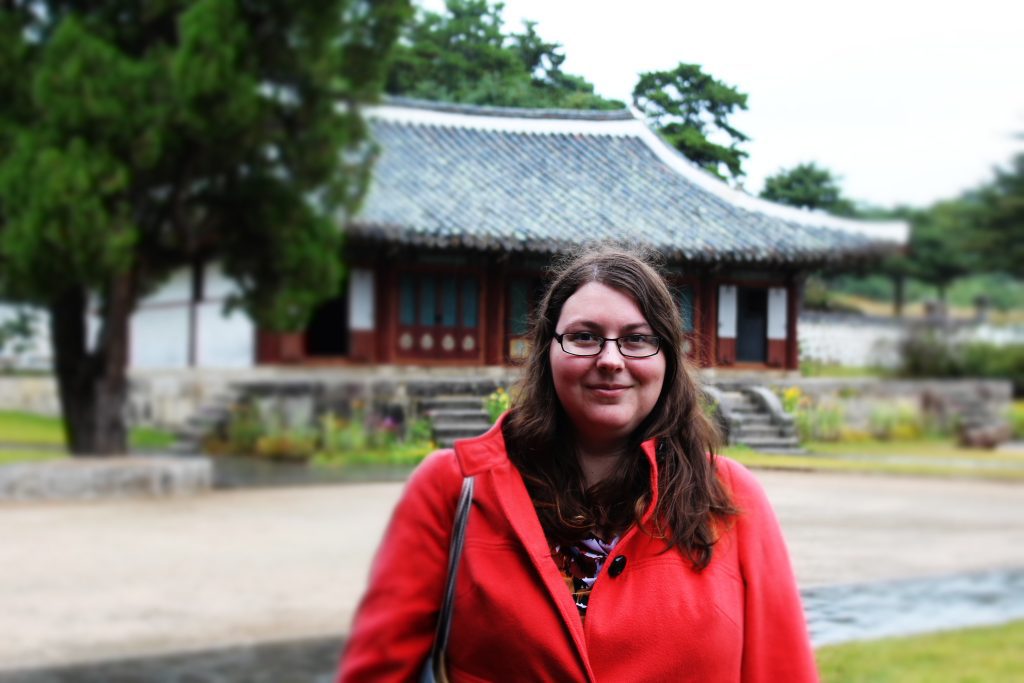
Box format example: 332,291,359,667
607,555,627,578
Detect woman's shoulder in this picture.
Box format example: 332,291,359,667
410,447,463,485
712,453,771,506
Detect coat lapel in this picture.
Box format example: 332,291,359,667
456,419,596,682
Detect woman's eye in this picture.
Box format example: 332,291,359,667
570,332,597,342
622,334,645,344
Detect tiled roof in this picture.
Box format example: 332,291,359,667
349,99,908,265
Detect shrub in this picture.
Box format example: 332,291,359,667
227,403,265,453
898,328,1024,397
868,404,925,441
255,428,317,461
1010,401,1024,439
794,403,844,442
484,387,510,423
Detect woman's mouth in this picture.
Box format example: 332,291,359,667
588,384,630,398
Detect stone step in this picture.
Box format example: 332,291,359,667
421,397,486,412
735,425,787,439
751,446,809,455
738,414,773,426
737,436,803,450
432,422,493,436
429,409,490,421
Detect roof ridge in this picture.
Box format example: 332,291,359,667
380,95,634,121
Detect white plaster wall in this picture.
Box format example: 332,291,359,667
143,270,193,305
197,301,254,368
798,315,906,368
130,264,255,370
130,305,190,369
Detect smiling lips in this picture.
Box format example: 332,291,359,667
588,384,631,397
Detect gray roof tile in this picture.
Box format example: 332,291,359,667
350,100,906,265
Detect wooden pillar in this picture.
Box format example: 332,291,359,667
786,276,801,370
483,260,505,366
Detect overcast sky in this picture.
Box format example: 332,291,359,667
419,0,1024,208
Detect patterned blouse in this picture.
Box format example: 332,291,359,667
551,535,620,619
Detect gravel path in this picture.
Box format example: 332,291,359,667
1,468,1022,673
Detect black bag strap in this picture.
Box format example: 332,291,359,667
425,475,475,680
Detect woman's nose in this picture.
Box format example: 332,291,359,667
595,340,625,369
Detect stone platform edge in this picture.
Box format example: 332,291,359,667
0,456,213,502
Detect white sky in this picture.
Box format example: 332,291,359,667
419,0,1024,208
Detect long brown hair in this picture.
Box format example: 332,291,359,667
504,245,736,570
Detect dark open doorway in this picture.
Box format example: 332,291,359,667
305,294,349,357
736,287,767,363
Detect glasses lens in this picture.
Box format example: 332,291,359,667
619,335,659,357
562,333,602,356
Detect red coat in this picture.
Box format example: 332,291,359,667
338,417,818,682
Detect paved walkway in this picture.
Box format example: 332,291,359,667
1,469,1023,672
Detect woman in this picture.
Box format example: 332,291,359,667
338,247,818,682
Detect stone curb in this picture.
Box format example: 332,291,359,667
0,456,213,502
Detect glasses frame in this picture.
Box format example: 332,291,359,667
553,332,662,359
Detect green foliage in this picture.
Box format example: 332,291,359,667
0,0,409,453
779,386,844,441
213,402,435,465
897,331,1024,395
225,403,266,454
867,404,927,441
904,199,981,299
1010,401,1024,439
759,162,856,217
255,428,318,462
484,386,510,423
387,0,621,110
974,152,1024,279
816,619,1024,683
632,63,749,181
961,343,1024,396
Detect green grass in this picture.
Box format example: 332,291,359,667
129,425,176,450
0,410,175,459
0,449,67,465
817,620,1024,682
0,410,64,445
722,439,1024,481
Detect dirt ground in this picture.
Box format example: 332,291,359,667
1,467,1022,671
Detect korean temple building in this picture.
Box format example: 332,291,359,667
129,98,908,373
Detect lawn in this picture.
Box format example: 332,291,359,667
817,619,1024,682
0,410,175,457
0,410,65,446
723,438,1024,481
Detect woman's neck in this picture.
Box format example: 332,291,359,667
576,441,626,488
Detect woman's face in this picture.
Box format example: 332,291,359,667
549,281,666,452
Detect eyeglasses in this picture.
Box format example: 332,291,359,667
553,332,662,358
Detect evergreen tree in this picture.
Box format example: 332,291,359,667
632,63,749,181
760,163,856,217
0,0,409,454
386,0,622,109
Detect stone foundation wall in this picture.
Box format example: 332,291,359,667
0,456,213,501
1,369,1010,436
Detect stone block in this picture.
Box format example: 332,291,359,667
0,456,213,502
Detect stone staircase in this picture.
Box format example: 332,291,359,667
169,389,241,455
420,395,494,448
706,385,804,454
